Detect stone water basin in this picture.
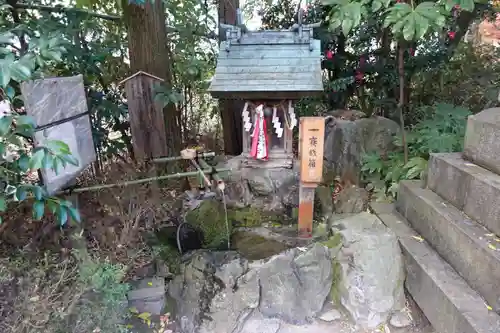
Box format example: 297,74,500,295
231,226,312,260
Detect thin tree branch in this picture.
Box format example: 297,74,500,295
7,0,28,53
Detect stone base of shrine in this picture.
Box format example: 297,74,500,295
216,155,299,213
240,151,294,169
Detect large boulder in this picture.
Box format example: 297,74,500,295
330,212,406,329
168,244,333,333
324,116,400,185
185,199,232,250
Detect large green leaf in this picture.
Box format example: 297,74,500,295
57,205,69,226
0,116,13,136
0,196,6,212
10,61,32,82
15,186,27,201
16,115,36,128
342,18,354,36
32,186,44,201
17,154,30,172
33,200,45,220
0,32,15,44
61,154,79,167
68,206,81,223
46,140,70,155
29,149,46,170
458,0,475,12
414,13,430,40
0,59,12,87
402,13,416,40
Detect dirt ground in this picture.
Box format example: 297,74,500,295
0,160,184,333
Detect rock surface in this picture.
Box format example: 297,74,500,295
324,116,399,185
332,212,406,330
334,185,369,214
318,306,342,322
217,156,299,213
168,244,333,333
390,310,413,328
128,277,166,315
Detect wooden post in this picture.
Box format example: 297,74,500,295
120,71,168,160
218,0,244,156
298,117,325,238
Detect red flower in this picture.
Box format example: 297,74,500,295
355,71,364,82
409,48,415,56
326,50,334,59
454,4,460,9
448,31,456,39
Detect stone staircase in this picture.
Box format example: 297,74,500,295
371,108,500,333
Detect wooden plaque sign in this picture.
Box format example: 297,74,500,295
299,117,325,184
298,116,326,238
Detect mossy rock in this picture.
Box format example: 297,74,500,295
321,232,342,249
315,185,334,219
228,206,264,227
186,200,291,249
228,206,287,227
321,232,344,306
185,199,232,250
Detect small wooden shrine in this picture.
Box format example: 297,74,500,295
209,13,323,168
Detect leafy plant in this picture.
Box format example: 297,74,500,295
411,43,500,115
361,103,471,200
0,26,80,225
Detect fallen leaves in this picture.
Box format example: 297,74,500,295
411,235,424,242
138,312,152,328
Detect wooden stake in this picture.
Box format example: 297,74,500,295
298,184,316,238
298,117,325,238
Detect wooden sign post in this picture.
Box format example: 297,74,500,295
298,117,325,238
119,71,168,160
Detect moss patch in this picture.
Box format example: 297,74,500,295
228,207,264,227
321,232,344,306
322,232,342,249
185,199,232,250
228,206,288,227
330,260,343,306
185,200,292,250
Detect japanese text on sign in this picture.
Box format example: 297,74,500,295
299,117,325,183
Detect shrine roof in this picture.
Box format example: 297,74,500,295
209,28,323,100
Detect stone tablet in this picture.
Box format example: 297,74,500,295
21,75,96,195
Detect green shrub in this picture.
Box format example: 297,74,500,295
361,103,471,200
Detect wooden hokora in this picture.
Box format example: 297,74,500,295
208,9,323,169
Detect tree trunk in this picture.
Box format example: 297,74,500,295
125,1,181,156
218,0,244,156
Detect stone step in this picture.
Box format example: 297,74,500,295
371,202,500,333
427,152,500,236
464,108,500,175
396,181,500,313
